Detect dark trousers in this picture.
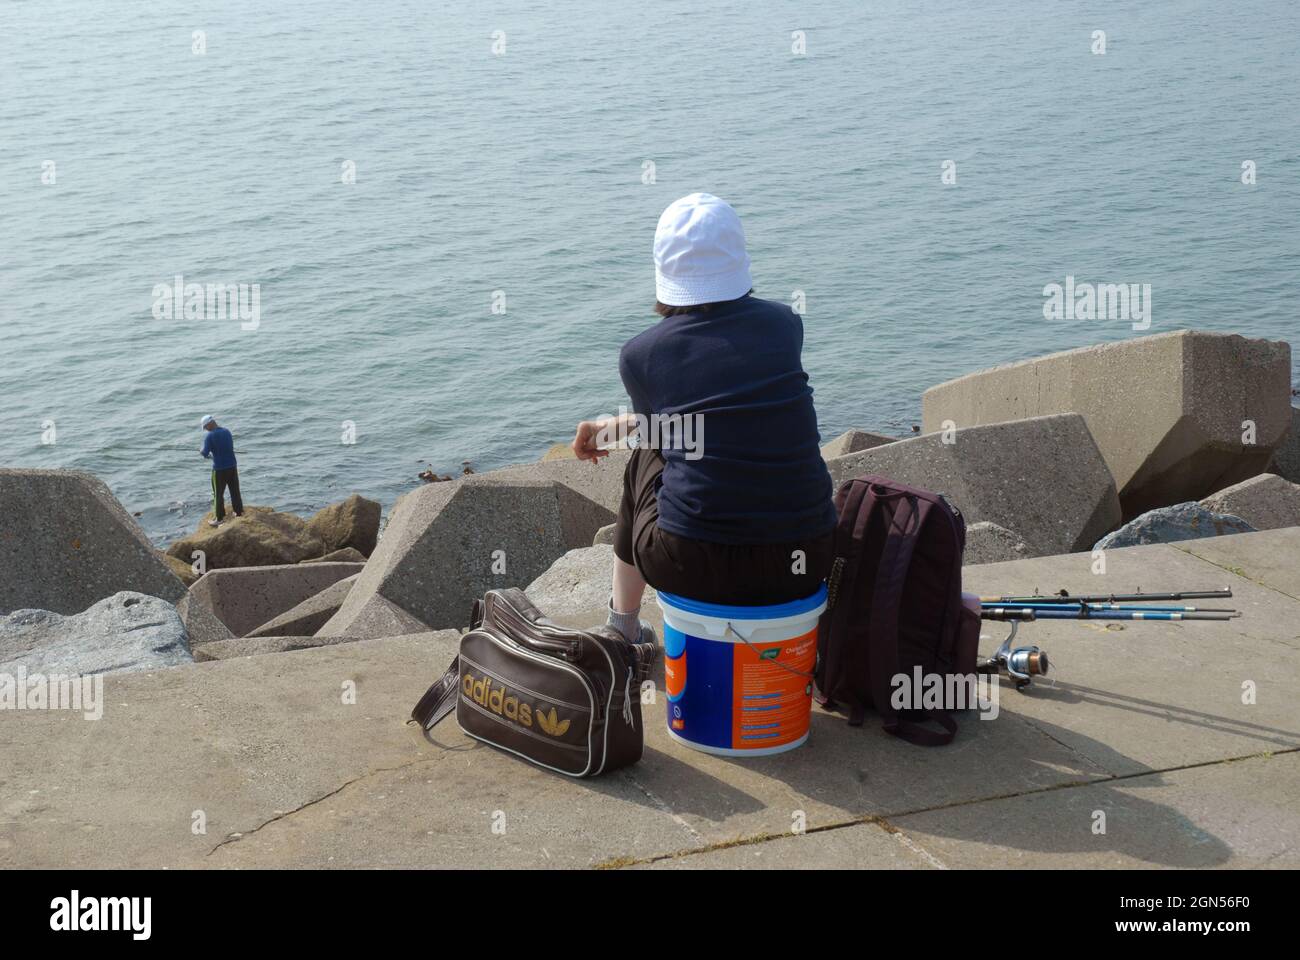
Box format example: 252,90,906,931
212,468,243,521
613,446,834,606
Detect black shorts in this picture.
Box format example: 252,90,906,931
612,446,834,606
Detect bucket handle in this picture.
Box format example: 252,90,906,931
724,622,815,681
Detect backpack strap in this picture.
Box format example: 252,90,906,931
817,478,874,704
866,489,958,746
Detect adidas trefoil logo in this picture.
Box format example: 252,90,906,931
536,707,570,738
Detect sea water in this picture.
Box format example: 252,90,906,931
2,0,1297,544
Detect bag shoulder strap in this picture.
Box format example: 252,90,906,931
411,655,460,730
865,492,958,746
411,597,484,730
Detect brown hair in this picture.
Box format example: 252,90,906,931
654,290,753,317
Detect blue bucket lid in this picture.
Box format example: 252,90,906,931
657,583,828,621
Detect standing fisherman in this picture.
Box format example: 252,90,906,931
199,415,244,527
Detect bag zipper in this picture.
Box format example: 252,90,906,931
488,598,582,659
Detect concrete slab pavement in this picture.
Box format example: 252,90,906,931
2,532,1298,869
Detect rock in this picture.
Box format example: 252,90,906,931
541,442,576,461
165,506,326,570
821,429,895,460
592,523,617,546
1200,474,1300,531
525,544,660,634
303,547,368,564
161,552,200,586
825,414,1121,556
305,494,381,558
964,522,1029,564
319,475,598,637
921,331,1293,518
1093,503,1256,550
0,592,191,676
0,469,187,615
187,562,364,637
1270,407,1300,483
246,574,359,638
176,594,234,644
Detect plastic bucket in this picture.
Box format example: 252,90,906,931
655,585,827,757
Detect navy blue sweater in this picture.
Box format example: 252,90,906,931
618,295,836,545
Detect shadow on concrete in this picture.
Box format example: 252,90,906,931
1029,679,1300,750
888,709,1247,867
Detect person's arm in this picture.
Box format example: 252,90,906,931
571,412,639,462
200,433,212,458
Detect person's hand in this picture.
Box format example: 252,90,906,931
571,420,611,463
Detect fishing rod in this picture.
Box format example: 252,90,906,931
975,588,1240,689
982,607,1238,622
979,588,1233,605
985,602,1238,614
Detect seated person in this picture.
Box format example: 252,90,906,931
571,193,837,645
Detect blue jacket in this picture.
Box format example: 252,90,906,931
201,427,238,471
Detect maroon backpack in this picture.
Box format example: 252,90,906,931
814,475,980,746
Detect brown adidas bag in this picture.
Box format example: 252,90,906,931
411,588,658,777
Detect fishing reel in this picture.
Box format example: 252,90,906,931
977,620,1050,690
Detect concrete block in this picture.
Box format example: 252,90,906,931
193,633,368,661
315,593,430,638
526,544,656,625
821,429,895,460
320,476,599,637
494,449,631,515
176,593,234,645
825,414,1121,556
245,574,359,638
0,469,186,614
188,562,363,637
964,521,1029,565
1270,406,1300,482
303,547,367,563
1200,473,1300,531
921,331,1293,518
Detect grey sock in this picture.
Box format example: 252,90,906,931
606,599,643,644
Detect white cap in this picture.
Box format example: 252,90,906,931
200,415,216,429
653,193,753,306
